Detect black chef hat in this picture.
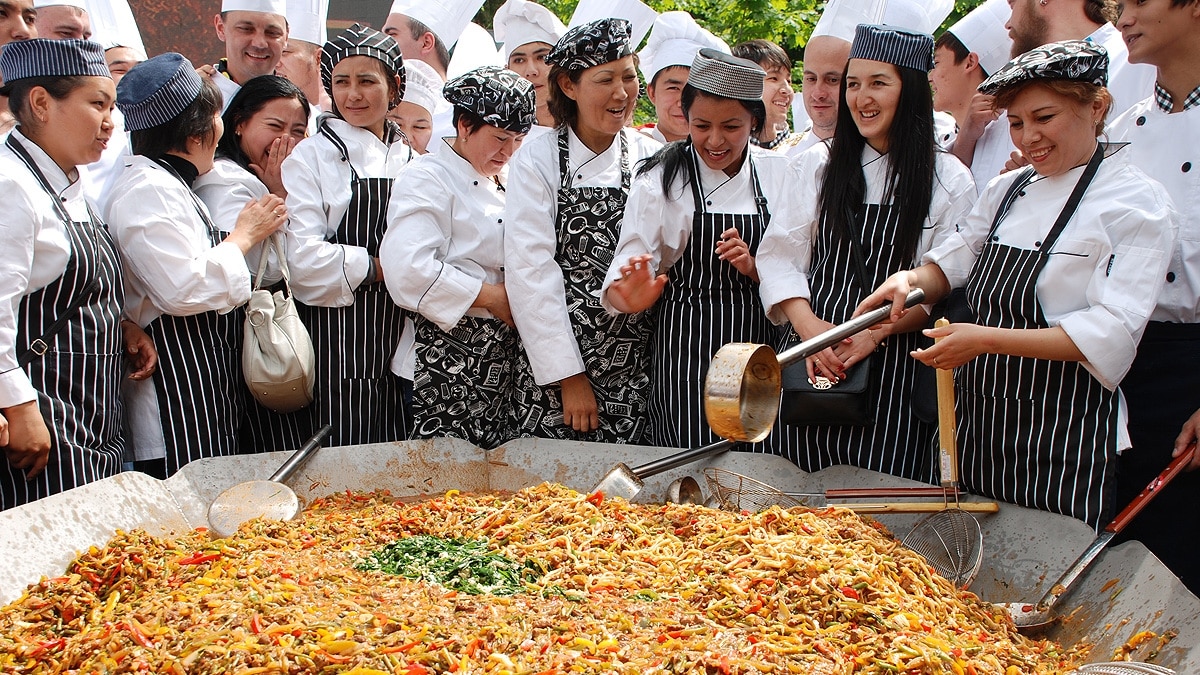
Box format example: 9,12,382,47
545,17,633,70
979,39,1108,96
443,65,537,134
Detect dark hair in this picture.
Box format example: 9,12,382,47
130,76,223,159
732,39,791,73
992,79,1113,137
1084,0,1117,24
547,63,582,129
6,75,90,127
328,56,402,118
935,32,972,66
216,74,309,170
637,86,768,197
451,106,487,135
406,16,450,73
818,63,936,272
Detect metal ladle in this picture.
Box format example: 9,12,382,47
999,443,1196,629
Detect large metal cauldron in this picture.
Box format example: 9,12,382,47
0,437,1196,670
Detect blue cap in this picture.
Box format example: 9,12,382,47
116,52,205,132
0,38,111,95
848,24,934,73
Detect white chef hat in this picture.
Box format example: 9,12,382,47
882,0,954,36
72,0,147,55
494,0,567,60
638,11,729,85
221,0,288,16
567,0,657,51
285,0,328,46
810,0,886,44
446,21,503,79
947,0,1013,77
387,0,486,49
401,58,444,116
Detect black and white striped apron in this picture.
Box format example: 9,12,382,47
771,203,935,482
958,146,1115,529
411,315,522,449
648,149,774,448
513,129,653,443
2,135,125,509
144,160,245,477
297,122,408,447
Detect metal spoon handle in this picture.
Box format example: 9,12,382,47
1035,444,1196,610
776,289,925,369
632,439,737,479
268,425,333,483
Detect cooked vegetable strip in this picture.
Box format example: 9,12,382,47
0,483,1086,674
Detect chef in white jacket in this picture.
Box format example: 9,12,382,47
859,41,1176,529
635,11,729,145
281,23,413,447
107,53,286,476
208,0,288,112
382,66,535,449
493,0,565,137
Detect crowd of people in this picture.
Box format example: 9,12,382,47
0,0,1197,594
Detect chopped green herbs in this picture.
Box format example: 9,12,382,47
356,535,539,596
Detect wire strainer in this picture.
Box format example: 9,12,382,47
1073,663,1175,674
703,467,819,511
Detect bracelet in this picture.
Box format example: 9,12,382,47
867,328,880,349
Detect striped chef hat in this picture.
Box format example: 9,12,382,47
0,38,110,95
115,52,204,131
848,24,934,73
321,23,405,102
687,48,764,103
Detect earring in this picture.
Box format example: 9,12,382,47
1040,0,1047,5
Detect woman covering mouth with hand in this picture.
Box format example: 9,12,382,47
858,41,1176,529
756,24,976,480
600,49,806,449
503,17,661,443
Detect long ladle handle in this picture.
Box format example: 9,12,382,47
269,424,333,483
1035,443,1196,611
632,439,737,479
775,289,925,368
933,318,960,492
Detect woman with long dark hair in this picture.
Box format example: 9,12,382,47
107,53,286,476
860,41,1175,528
503,18,661,442
601,49,805,449
193,74,309,452
0,38,155,508
756,25,975,480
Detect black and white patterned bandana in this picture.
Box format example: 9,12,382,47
443,66,537,134
979,40,1108,96
545,17,633,70
321,23,406,103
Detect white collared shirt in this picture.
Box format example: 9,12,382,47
0,129,88,407
965,117,1017,195
382,144,507,330
924,146,1177,391
599,146,805,313
280,117,413,307
756,143,977,324
1109,100,1200,323
192,157,281,286
503,126,662,385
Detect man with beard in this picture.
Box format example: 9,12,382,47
1005,0,1153,116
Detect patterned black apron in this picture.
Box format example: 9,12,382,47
143,159,245,477
648,148,774,448
297,122,408,447
412,315,522,449
514,129,653,443
2,135,126,509
958,146,1116,529
771,202,935,482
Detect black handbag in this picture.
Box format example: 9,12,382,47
779,215,881,427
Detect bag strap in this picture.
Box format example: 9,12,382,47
253,233,292,293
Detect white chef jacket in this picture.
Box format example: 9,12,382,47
503,126,662,386
381,145,508,377
964,117,1017,196
783,129,823,161
211,68,241,114
192,157,281,286
106,154,255,460
1109,99,1200,323
924,144,1176,391
599,146,805,313
757,143,977,325
0,129,91,408
281,117,413,307
934,110,959,150
1089,23,1156,119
